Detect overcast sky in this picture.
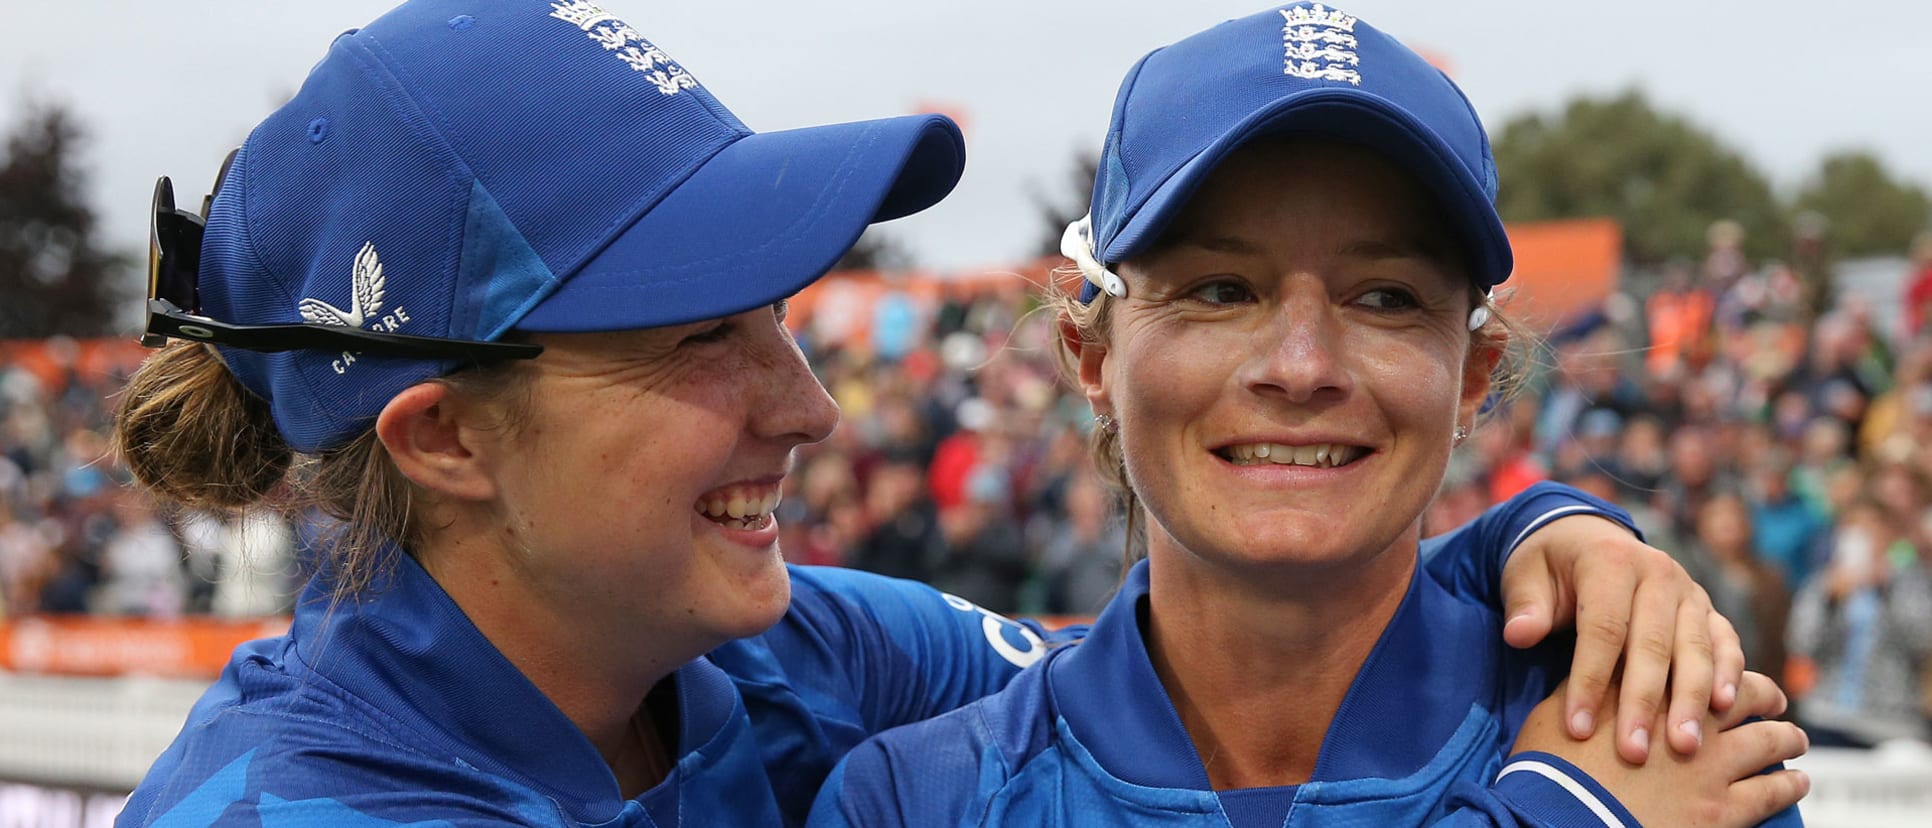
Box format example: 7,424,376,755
6,0,1931,272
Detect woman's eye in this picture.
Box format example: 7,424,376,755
682,321,734,346
1356,288,1420,311
1187,281,1254,305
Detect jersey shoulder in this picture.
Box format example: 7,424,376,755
817,647,1062,825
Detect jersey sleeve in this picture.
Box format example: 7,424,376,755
1419,480,1640,612
1441,752,1804,828
761,565,1083,734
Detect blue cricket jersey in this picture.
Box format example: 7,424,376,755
807,517,1805,827
117,483,1636,826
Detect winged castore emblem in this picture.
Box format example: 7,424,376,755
300,242,386,328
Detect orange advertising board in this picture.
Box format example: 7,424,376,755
1494,218,1624,330
0,616,290,678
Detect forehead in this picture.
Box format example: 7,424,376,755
1146,138,1466,267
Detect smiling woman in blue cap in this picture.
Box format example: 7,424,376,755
808,5,1810,827
113,1,1786,826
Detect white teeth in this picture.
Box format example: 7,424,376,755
696,489,783,523
1223,442,1358,468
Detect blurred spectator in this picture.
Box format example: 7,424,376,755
849,450,941,583
1684,492,1790,680
179,507,300,617
931,463,1029,613
1905,232,1932,340
96,489,185,617
1744,449,1824,589
1644,261,1715,379
1788,498,1932,746
1034,467,1124,615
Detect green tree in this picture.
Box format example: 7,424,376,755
1029,150,1100,259
1793,151,1932,259
0,101,129,338
832,228,915,272
1492,89,1786,266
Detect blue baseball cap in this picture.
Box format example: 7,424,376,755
1073,2,1511,301
193,0,964,452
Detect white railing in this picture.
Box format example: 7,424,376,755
0,672,207,791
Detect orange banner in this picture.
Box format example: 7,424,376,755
0,616,290,678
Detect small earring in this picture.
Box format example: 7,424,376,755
1093,413,1118,434
1453,425,1469,444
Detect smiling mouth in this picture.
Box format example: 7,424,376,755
696,485,781,530
1215,442,1366,469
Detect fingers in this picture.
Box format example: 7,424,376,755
1563,561,1636,740
1708,609,1746,713
1715,671,1789,731
1713,719,1809,780
1500,543,1558,649
1725,770,1812,827
1664,594,1717,756
1613,577,1680,763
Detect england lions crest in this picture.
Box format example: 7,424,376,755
1280,4,1362,86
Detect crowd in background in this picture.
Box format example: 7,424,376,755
4,228,1932,749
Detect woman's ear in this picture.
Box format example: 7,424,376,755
375,383,498,502
1060,316,1113,417
1460,326,1505,427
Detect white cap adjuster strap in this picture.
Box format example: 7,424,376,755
1061,214,1127,299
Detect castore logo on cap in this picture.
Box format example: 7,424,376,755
297,243,414,375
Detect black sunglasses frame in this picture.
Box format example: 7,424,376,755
142,152,542,363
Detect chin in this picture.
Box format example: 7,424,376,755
715,563,794,640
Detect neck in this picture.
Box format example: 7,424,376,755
416,521,694,796
1143,536,1416,789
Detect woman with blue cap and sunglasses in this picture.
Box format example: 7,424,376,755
114,1,1778,826
809,5,1809,828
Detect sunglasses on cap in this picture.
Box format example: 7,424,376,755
142,150,542,362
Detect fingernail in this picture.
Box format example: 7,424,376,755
1632,727,1650,754
1678,719,1702,746
1720,683,1737,706
1570,710,1594,736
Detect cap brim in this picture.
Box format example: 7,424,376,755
517,113,964,332
1100,89,1512,289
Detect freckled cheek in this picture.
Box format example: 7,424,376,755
1357,343,1465,427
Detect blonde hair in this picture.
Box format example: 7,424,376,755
1044,266,1535,564
112,340,529,599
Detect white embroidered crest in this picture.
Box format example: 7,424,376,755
549,1,701,95
1280,4,1361,86
300,242,386,329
